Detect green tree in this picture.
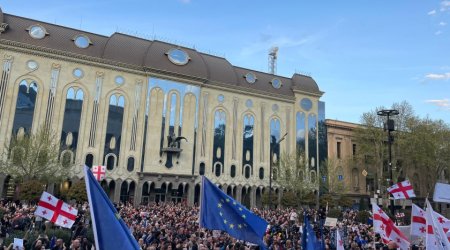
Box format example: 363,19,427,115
275,150,316,207
353,101,450,195
0,127,70,184
18,179,46,202
65,180,87,202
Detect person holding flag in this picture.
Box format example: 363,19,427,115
199,176,268,249
83,165,140,250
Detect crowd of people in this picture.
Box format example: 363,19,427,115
0,199,421,250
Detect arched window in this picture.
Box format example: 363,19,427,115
270,118,281,166
244,166,251,179
61,87,84,153
106,154,115,170
212,110,226,169
215,163,221,177
104,95,125,166
308,114,317,169
259,167,264,180
230,165,236,178
12,80,39,135
242,114,254,173
85,154,94,168
199,162,205,175
296,112,306,154
168,93,177,135
127,157,135,172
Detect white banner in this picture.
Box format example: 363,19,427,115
433,183,450,203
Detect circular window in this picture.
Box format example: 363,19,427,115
217,94,224,103
271,78,282,89
245,99,253,108
272,104,279,112
73,68,84,78
300,98,313,111
74,35,90,49
115,76,125,85
167,48,190,65
26,60,39,70
28,25,46,39
244,72,257,84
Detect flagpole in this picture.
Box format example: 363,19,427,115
198,176,205,228
84,166,100,250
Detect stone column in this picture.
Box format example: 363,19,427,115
114,179,123,203
250,187,256,208
236,185,242,203
188,183,195,206
134,181,144,207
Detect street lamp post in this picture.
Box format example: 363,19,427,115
269,132,288,209
377,109,399,219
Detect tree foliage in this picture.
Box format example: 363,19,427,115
18,179,46,202
0,127,70,184
65,180,87,203
275,150,316,207
353,101,450,195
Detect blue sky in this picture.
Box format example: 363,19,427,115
1,0,449,124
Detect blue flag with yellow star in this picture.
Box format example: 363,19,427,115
199,176,268,248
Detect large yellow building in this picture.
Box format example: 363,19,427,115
0,9,325,207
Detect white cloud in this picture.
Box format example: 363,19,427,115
441,1,450,11
425,72,450,80
425,99,450,110
440,21,447,26
428,9,437,15
435,30,443,35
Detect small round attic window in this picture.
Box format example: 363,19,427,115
167,48,190,65
300,98,313,111
28,25,47,39
244,72,257,84
115,76,125,85
271,78,282,89
74,35,91,49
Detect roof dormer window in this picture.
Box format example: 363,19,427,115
73,34,91,49
27,24,47,39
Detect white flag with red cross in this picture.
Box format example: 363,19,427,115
411,203,427,237
372,203,410,250
425,199,450,249
387,180,416,199
91,165,106,181
336,229,344,250
34,192,78,229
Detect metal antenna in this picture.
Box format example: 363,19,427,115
268,46,278,75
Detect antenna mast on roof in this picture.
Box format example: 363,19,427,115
268,46,278,75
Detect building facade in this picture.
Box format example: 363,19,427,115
0,9,325,207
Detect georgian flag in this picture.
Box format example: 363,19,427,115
34,192,78,229
92,165,106,181
387,180,416,199
336,229,344,250
425,199,450,249
411,204,427,237
372,203,410,250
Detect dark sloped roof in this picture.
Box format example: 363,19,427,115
0,10,323,97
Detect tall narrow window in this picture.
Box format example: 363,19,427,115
296,112,306,154
259,167,264,180
244,166,250,179
127,157,135,172
352,143,356,157
61,88,84,154
104,95,125,170
242,114,254,174
270,118,281,167
212,110,226,171
199,163,205,175
308,114,317,168
337,141,342,159
168,93,177,136
85,154,94,168
12,80,39,135
230,165,236,178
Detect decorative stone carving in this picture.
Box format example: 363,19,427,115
0,23,8,34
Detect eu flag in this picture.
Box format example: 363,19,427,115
199,176,268,248
301,215,321,250
84,166,140,250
